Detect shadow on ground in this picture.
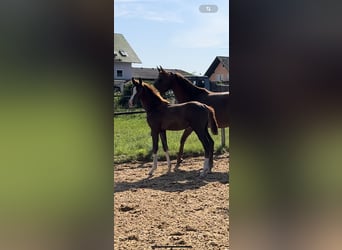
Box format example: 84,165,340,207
114,168,229,193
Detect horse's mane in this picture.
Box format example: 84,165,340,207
173,73,210,94
143,82,170,104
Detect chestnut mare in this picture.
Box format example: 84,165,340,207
129,78,218,177
154,67,229,169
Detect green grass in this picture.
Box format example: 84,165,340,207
114,113,229,163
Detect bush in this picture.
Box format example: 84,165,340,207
118,82,133,108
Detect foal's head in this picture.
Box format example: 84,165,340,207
128,78,143,108
154,66,176,94
129,77,169,109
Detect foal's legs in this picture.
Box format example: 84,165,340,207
205,128,215,172
175,127,193,170
149,131,159,176
193,128,212,178
159,130,171,173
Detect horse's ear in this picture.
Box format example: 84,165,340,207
139,78,143,85
160,66,166,73
157,66,160,72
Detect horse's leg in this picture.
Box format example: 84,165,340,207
159,130,171,173
149,131,159,176
175,127,193,170
205,129,215,173
193,129,211,178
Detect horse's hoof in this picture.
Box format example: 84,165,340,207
199,171,207,178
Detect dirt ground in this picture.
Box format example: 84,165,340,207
114,153,229,249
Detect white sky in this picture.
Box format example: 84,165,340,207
114,0,229,75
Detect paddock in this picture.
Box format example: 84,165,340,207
114,90,229,249
114,153,229,249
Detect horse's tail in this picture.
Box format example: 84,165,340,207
206,105,218,135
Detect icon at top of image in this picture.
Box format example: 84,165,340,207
199,4,218,13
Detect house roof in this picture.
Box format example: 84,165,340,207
204,56,229,77
132,67,193,80
114,33,142,63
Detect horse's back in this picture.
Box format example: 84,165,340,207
156,103,202,131
170,101,207,112
161,102,216,130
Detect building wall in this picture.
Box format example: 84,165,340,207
209,62,229,82
114,62,132,80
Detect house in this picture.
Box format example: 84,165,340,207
114,33,205,92
204,56,229,92
205,56,229,83
114,33,142,91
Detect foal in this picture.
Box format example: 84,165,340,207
129,78,218,177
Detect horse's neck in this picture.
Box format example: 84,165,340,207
141,92,165,112
173,78,207,102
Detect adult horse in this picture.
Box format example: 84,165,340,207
128,78,218,177
154,66,229,170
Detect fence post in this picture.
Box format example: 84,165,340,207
221,128,226,147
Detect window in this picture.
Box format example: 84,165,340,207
116,70,123,78
216,74,223,81
119,50,128,57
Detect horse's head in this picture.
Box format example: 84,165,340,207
128,78,144,108
129,77,169,111
154,66,174,94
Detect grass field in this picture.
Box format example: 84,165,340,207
114,113,229,163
